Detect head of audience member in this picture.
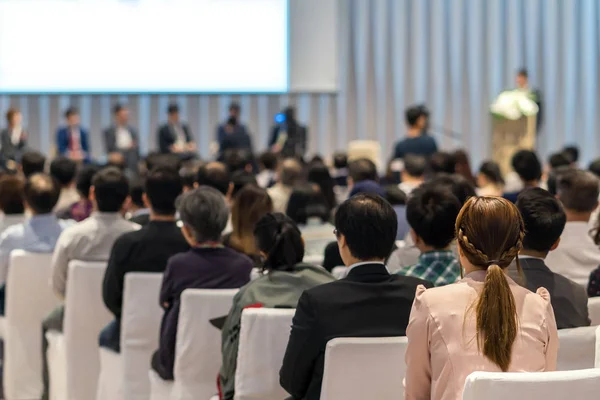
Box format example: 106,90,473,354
429,152,456,175
401,154,426,186
455,196,525,371
453,150,476,186
477,161,505,189
231,170,258,197
75,164,101,202
90,167,130,214
349,180,386,198
49,157,77,189
278,158,303,188
347,158,378,190
107,152,126,170
230,185,273,256
333,153,348,171
308,162,336,213
548,152,571,170
224,149,253,173
384,185,407,206
546,165,573,195
0,175,25,215
21,151,46,178
516,188,566,259
128,178,145,213
113,103,129,126
24,173,60,215
177,186,229,247
511,150,542,187
167,103,180,124
145,153,182,173
64,106,80,127
516,68,529,89
563,145,579,165
254,213,304,272
589,158,600,179
143,166,183,219
195,162,233,201
428,174,476,206
407,186,461,253
5,108,22,129
179,163,202,193
405,105,428,134
286,184,330,225
335,193,397,266
555,169,600,222
259,152,278,172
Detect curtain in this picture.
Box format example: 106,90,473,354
1,0,598,169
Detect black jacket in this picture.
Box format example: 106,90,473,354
157,123,192,154
279,263,433,400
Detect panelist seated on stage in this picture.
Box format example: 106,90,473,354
392,105,438,160
157,103,196,155
216,102,253,161
56,106,90,163
0,107,28,164
104,103,139,172
269,107,307,159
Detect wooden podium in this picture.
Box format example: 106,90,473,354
491,115,536,176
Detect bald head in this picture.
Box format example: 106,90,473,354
196,161,231,195
280,158,303,186
24,173,60,214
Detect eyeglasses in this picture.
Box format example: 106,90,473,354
333,229,338,236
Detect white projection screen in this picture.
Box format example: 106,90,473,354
0,0,337,93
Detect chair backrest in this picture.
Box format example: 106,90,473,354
234,308,295,400
588,297,600,326
121,272,163,400
171,289,238,400
63,260,112,400
320,337,408,400
557,326,599,371
347,140,382,170
462,369,600,400
3,250,59,400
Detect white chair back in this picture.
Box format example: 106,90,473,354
331,266,348,280
347,140,382,171
588,297,600,326
320,337,408,400
64,260,112,400
234,308,295,400
122,272,164,400
462,369,600,400
557,326,599,371
171,289,238,400
3,251,59,400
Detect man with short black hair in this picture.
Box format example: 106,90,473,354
56,107,90,162
280,193,432,400
216,102,253,161
127,179,150,226
157,103,196,155
21,150,46,178
195,161,232,199
503,150,542,203
256,151,278,188
399,154,426,195
268,157,303,213
429,152,456,175
562,145,579,166
545,169,600,286
392,105,438,160
548,152,572,170
50,156,79,211
589,158,600,179
514,188,589,329
100,167,190,352
103,103,139,173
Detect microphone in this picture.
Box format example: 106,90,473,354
427,124,463,141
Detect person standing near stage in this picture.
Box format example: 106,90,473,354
392,105,438,160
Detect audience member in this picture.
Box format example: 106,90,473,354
145,152,182,173
21,151,46,178
0,107,28,163
100,167,189,352
128,179,150,226
103,103,139,172
347,157,384,197
476,160,505,196
219,213,334,399
453,149,476,186
280,193,432,400
405,196,558,400
514,188,590,328
196,162,233,201
56,107,89,162
223,185,272,260
392,105,437,159
307,162,336,214
331,152,349,187
157,103,196,156
49,157,79,211
545,169,600,286
179,162,202,192
398,154,426,195
223,148,254,174
42,167,139,398
0,175,26,234
384,185,407,206
256,151,278,188
546,165,573,196
429,151,456,175
150,187,253,380
230,170,258,198
563,145,579,166
267,157,303,213
56,164,99,222
503,150,542,203
548,152,572,170
588,158,600,179
394,186,461,286
216,102,253,161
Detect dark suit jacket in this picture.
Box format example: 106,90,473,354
103,125,139,153
129,213,150,227
217,125,254,161
0,128,27,161
56,126,90,159
516,257,590,329
157,123,192,154
269,123,307,159
279,263,433,400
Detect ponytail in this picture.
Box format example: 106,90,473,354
476,264,518,372
254,213,305,273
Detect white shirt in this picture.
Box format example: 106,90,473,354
115,126,133,150
398,181,422,196
10,126,22,145
267,183,293,214
545,221,600,286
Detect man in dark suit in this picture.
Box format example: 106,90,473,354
269,107,307,159
103,103,139,173
513,188,590,329
280,193,433,400
0,108,28,165
56,107,90,163
216,102,253,161
157,103,196,157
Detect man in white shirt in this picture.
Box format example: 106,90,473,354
398,154,426,196
268,158,302,213
545,169,600,286
103,103,139,173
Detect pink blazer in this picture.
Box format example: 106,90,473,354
405,270,558,400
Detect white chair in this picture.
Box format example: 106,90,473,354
462,369,600,400
557,325,600,371
234,308,295,400
588,297,600,326
96,272,163,400
331,266,348,280
320,337,408,400
47,260,112,400
347,140,382,171
1,251,59,400
303,254,324,266
150,288,239,400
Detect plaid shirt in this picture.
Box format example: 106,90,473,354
397,250,459,286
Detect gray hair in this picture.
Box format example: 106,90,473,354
177,186,229,242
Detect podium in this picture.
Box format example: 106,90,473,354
491,115,536,176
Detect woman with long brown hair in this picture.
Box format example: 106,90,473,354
405,196,558,400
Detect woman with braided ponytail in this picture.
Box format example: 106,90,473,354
405,196,558,400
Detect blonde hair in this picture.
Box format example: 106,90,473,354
230,185,273,256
